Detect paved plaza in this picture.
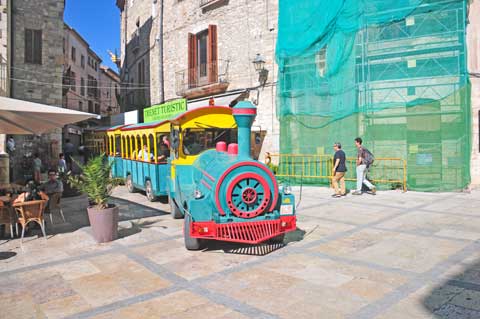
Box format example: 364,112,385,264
1,186,480,318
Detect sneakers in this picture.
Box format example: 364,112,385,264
351,190,362,195
333,194,342,198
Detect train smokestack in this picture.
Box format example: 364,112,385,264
232,101,256,159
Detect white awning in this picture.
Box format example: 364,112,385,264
0,96,99,134
187,90,247,110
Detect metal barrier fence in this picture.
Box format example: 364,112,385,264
265,153,407,192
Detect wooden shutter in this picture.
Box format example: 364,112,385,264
208,25,218,84
188,33,197,88
33,30,42,64
25,29,33,63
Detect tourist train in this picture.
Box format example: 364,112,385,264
85,102,296,250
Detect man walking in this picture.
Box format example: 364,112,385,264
352,137,376,195
332,142,347,198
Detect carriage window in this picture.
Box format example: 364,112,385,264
183,128,237,156
115,135,121,157
156,133,170,162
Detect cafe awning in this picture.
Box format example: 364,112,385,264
0,96,100,134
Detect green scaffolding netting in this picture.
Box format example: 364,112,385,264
276,0,470,191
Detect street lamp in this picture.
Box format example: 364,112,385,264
253,53,268,87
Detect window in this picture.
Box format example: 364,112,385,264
182,128,237,155
70,71,76,91
71,46,76,62
95,103,100,114
80,78,85,96
25,29,42,64
188,25,217,88
79,101,83,111
81,55,85,68
88,100,93,113
87,75,98,98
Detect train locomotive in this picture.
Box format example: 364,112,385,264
169,101,296,250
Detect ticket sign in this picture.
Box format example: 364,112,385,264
143,99,187,122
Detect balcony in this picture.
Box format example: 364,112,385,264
200,0,228,11
175,59,230,99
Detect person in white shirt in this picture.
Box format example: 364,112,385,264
137,144,153,162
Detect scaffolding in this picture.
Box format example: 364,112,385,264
276,0,469,191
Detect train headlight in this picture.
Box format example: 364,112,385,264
283,185,292,195
194,188,203,199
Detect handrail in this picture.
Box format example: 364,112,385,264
265,153,407,192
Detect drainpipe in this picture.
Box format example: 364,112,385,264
157,0,165,104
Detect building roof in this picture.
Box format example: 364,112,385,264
87,48,102,63
64,23,90,48
100,66,120,82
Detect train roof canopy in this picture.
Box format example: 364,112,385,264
121,120,170,132
170,106,236,129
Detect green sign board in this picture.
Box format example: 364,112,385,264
143,99,187,122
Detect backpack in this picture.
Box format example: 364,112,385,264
363,148,375,168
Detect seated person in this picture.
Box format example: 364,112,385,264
39,170,63,198
157,143,170,162
161,135,170,149
137,144,154,162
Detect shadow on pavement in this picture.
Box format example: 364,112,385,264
422,258,480,318
0,251,16,260
202,227,306,256
15,195,171,240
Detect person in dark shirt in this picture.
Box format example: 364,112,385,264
332,142,347,197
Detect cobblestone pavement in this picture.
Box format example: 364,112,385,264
1,186,480,318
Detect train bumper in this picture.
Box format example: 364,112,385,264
189,215,296,244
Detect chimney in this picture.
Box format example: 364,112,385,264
232,101,256,159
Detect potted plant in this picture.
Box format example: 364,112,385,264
68,154,120,243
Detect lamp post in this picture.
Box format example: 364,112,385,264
253,53,268,87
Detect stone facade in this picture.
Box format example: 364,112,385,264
99,66,121,116
117,0,279,156
468,0,480,188
9,0,65,182
117,0,154,115
63,23,102,115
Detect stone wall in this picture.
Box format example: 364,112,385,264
9,0,64,182
468,0,480,187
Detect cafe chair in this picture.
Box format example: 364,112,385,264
0,201,17,238
47,192,66,224
13,199,48,242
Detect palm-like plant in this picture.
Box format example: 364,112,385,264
68,154,120,209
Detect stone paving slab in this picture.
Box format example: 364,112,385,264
1,186,480,318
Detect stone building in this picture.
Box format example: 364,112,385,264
468,1,480,187
116,0,278,156
63,23,102,115
99,66,121,116
7,0,65,182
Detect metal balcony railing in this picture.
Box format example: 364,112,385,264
175,59,230,96
200,0,222,8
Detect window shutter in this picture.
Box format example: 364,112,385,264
33,30,42,64
25,29,33,63
208,25,218,84
188,33,197,88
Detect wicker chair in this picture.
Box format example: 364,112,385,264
46,192,65,224
13,199,48,241
0,201,17,238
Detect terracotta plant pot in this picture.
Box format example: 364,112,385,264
87,205,119,243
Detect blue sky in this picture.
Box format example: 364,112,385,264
64,1,120,71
